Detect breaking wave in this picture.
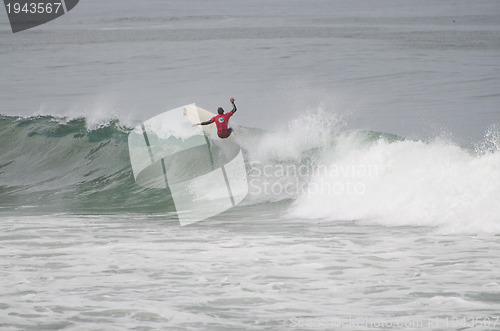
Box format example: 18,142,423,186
1,111,499,233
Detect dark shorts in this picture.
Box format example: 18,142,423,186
217,128,233,139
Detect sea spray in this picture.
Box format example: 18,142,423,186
288,135,500,233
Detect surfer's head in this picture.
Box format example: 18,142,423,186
217,107,224,114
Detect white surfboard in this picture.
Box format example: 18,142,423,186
182,104,215,124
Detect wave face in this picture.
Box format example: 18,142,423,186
0,115,174,214
1,113,499,232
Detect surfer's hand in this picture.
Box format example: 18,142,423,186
230,97,235,103
192,124,198,127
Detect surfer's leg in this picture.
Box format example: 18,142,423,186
217,129,233,139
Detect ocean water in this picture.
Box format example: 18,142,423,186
1,0,500,330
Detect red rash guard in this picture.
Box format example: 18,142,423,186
210,112,233,133
198,101,237,138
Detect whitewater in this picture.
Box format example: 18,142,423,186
1,0,500,330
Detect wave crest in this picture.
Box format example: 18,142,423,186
1,112,499,232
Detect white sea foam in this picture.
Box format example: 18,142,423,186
287,122,500,233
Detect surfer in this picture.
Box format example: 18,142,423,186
193,97,237,138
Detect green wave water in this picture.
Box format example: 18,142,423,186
0,115,175,214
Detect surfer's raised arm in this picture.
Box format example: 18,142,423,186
230,97,237,113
